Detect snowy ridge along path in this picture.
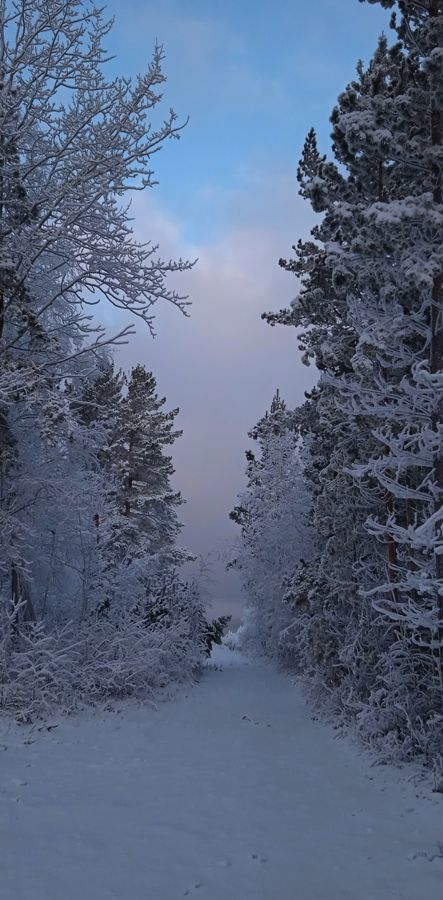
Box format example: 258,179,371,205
0,646,441,900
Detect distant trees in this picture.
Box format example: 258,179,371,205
78,363,190,603
0,0,208,717
229,391,313,660
233,0,443,768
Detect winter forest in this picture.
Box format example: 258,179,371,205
0,1,442,898
0,0,231,716
231,4,443,768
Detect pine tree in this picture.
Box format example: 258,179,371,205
74,361,189,611
230,391,313,658
261,9,443,763
351,0,443,763
115,366,187,571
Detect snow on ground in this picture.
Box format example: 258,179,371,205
0,649,441,900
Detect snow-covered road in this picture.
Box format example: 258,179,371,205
0,646,441,900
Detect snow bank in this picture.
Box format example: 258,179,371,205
0,659,440,900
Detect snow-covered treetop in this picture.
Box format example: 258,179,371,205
0,0,193,358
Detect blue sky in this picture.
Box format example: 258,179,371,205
106,0,389,241
103,0,392,618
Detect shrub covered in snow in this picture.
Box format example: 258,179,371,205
0,576,210,720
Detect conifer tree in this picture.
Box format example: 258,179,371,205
352,0,443,761
116,365,186,570
74,361,189,610
230,391,312,658
256,4,443,763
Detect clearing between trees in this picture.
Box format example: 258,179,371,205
0,646,441,900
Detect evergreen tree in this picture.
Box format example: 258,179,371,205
254,3,443,765
115,365,187,570
230,391,313,659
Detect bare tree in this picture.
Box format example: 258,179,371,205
0,0,192,626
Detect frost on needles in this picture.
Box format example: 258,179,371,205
234,0,443,771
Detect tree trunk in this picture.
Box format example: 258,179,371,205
11,563,35,628
429,0,443,687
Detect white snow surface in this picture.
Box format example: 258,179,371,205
0,645,441,900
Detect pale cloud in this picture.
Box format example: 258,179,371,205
107,173,318,617
99,0,391,619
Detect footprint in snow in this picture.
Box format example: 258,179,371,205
242,715,271,728
407,849,443,862
251,853,268,863
183,882,203,895
10,778,28,787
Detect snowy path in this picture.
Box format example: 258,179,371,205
0,647,441,900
